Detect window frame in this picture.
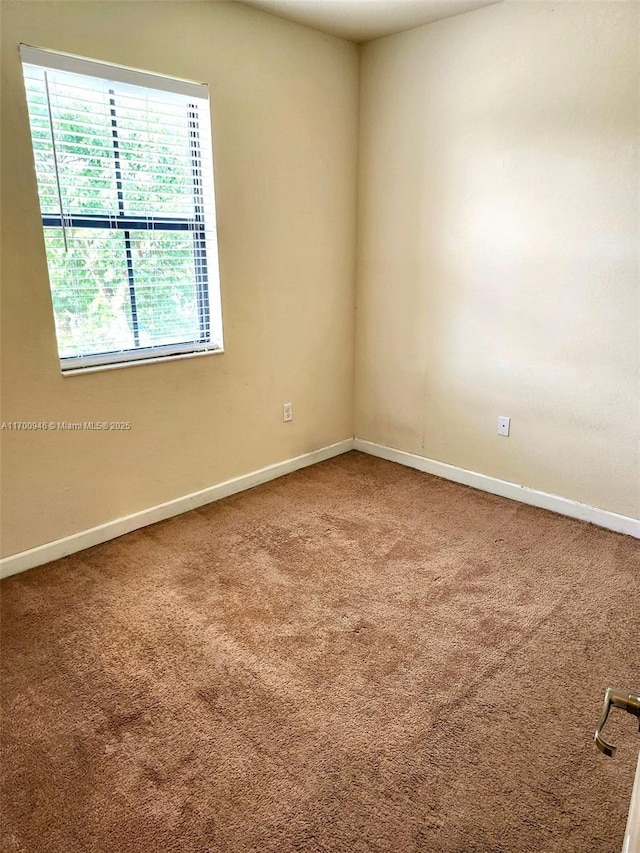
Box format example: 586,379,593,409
20,45,224,374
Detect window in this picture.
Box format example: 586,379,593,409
20,46,223,373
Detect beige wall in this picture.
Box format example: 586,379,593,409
355,1,640,518
0,1,359,557
2,0,638,559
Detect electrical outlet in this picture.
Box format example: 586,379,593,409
497,416,510,437
283,402,293,422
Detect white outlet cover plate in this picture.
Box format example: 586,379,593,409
497,416,510,437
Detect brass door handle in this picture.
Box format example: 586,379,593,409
594,687,640,757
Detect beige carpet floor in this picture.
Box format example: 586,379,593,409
1,451,639,852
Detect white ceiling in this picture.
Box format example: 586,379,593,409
238,0,501,43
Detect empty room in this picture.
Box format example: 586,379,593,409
1,0,638,850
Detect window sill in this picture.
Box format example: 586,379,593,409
61,346,224,377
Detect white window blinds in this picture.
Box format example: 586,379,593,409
21,45,223,372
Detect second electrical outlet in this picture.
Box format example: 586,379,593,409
283,402,293,422
497,416,510,437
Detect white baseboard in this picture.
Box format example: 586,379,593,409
0,438,354,580
354,438,640,539
3,436,636,580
